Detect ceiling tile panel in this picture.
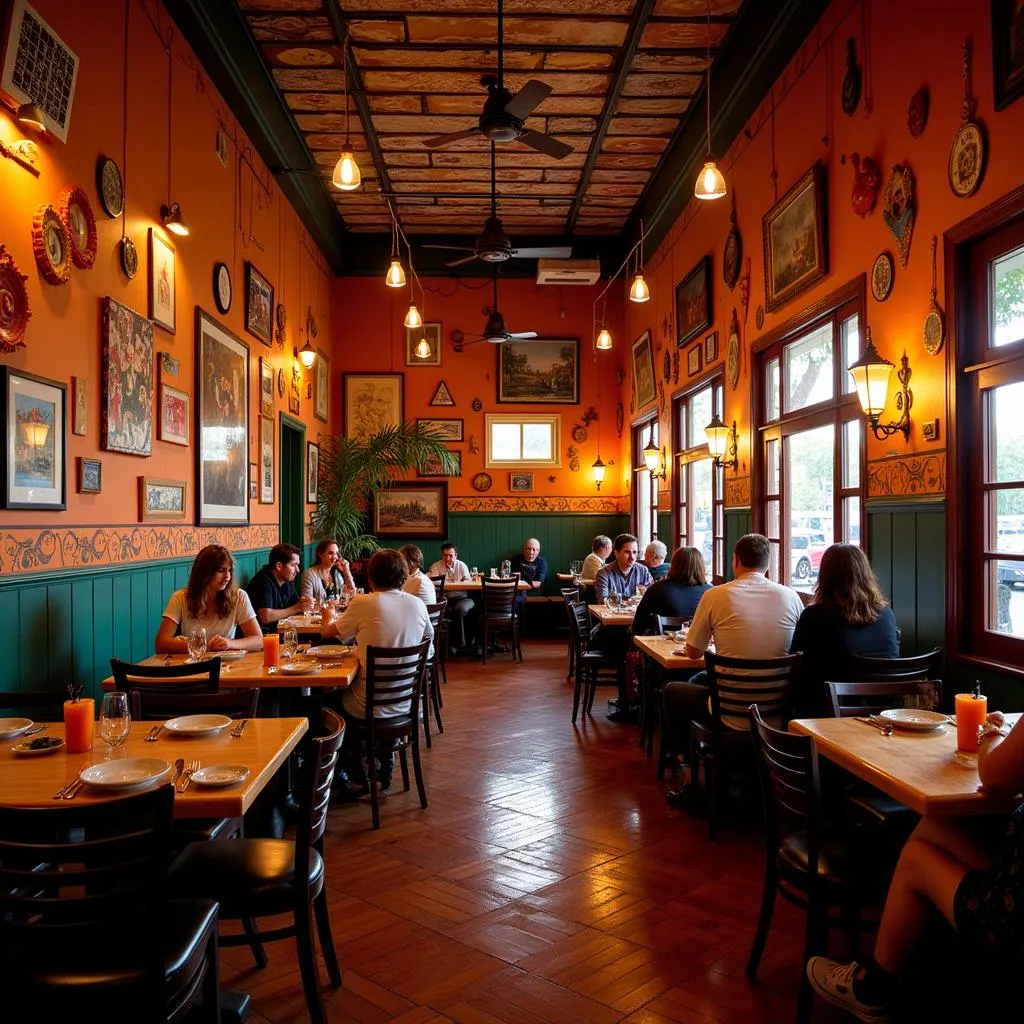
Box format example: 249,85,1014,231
248,16,334,42
640,20,729,48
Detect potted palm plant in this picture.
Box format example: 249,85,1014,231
310,424,460,561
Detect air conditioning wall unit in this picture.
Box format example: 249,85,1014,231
536,259,601,286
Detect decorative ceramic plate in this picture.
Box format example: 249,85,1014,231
214,262,232,314
80,757,171,790
472,471,492,492
189,764,251,788
60,186,97,270
0,246,30,352
97,156,123,218
949,121,985,198
908,87,929,138
164,714,233,736
923,305,945,356
871,251,894,302
572,424,588,443
0,718,33,740
723,227,741,289
12,736,64,756
32,204,72,285
726,330,740,390
120,236,138,279
878,708,948,731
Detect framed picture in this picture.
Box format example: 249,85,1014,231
102,297,154,456
993,0,1024,110
419,450,461,477
78,456,101,494
148,228,175,333
259,358,274,419
498,338,579,404
306,441,319,504
687,343,702,377
259,415,274,504
159,351,180,380
406,322,442,366
416,418,463,442
509,471,533,492
244,261,274,346
196,308,249,525
139,476,187,522
288,393,300,415
373,481,448,540
1,368,66,510
429,380,455,406
72,376,87,435
249,463,257,500
159,384,189,446
343,373,404,442
675,256,712,347
763,163,828,311
704,331,719,364
631,330,656,410
314,348,329,422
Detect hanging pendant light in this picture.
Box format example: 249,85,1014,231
694,0,726,201
299,339,317,369
333,26,361,191
414,335,432,359
404,304,422,329
592,455,606,490
596,327,613,350
629,273,650,303
385,258,406,288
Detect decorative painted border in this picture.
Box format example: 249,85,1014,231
867,451,945,498
0,523,281,576
448,496,624,514
725,476,752,508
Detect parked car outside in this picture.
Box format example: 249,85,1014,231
791,530,827,581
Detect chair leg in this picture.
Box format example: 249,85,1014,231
571,666,584,723
421,675,432,749
313,887,342,989
797,899,830,1024
411,735,428,809
367,740,381,830
746,856,779,980
399,743,410,791
200,924,220,1023
567,633,574,682
431,664,444,732
294,898,327,1024
241,915,268,969
656,712,669,780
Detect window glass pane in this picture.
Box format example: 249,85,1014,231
787,425,834,590
766,499,780,540
688,387,713,449
636,472,653,550
841,314,859,394
844,496,861,546
995,492,1024,549
492,423,520,459
992,381,1024,482
843,418,861,488
769,543,780,581
992,246,1024,348
691,458,713,568
522,423,552,460
766,358,780,421
991,562,1024,637
783,323,834,412
765,438,779,496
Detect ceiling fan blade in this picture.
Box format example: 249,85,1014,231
507,331,538,340
422,244,476,252
445,254,479,268
423,127,481,149
518,129,573,160
510,246,573,259
503,79,551,121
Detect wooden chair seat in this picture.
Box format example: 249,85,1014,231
568,601,623,722
480,575,522,663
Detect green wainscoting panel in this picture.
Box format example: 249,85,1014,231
724,508,752,582
656,511,672,545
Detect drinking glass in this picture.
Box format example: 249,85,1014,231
471,566,479,576
569,560,583,576
99,691,131,760
605,594,618,611
500,559,512,579
187,627,207,662
282,628,298,660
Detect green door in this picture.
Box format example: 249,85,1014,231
279,414,305,550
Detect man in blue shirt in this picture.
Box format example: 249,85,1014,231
511,537,549,618
594,533,653,601
246,543,313,634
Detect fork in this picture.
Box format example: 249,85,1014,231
177,759,200,792
231,719,249,739
53,777,79,799
144,724,165,742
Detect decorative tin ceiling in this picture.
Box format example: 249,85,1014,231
236,0,744,248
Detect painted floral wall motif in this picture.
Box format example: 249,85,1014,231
867,453,945,499
448,496,624,514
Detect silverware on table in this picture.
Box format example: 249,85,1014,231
854,716,894,736
53,778,78,799
144,724,165,742
231,718,249,739
23,724,48,737
170,757,185,788
177,759,199,792
61,779,85,800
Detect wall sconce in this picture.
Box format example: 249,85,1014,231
161,201,190,237
847,328,912,441
592,455,606,491
16,101,46,133
298,339,317,369
643,427,666,480
705,412,738,470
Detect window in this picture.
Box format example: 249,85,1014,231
673,378,724,578
633,417,658,550
485,414,560,468
756,288,865,594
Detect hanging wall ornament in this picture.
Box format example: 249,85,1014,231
923,235,946,355
949,39,986,198
908,87,929,138
739,256,751,326
275,303,287,347
119,236,138,280
0,244,31,352
871,251,895,303
32,204,72,285
723,194,742,290
672,349,679,384
842,37,862,116
726,308,741,391
662,348,671,382
883,164,915,268
849,153,880,218
59,186,98,270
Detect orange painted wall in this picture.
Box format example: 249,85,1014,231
0,0,331,556
334,274,624,503
622,0,1020,505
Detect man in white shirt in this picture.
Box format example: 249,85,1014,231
429,542,475,652
399,544,436,658
662,533,804,807
583,535,613,583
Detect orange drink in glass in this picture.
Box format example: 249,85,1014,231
64,697,95,753
955,692,987,752
263,633,280,668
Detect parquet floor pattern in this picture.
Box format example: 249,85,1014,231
223,640,848,1023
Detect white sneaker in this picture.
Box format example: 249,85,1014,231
806,958,889,1022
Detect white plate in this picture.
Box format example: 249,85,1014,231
210,649,246,662
306,645,352,660
11,736,65,756
189,764,250,788
878,708,949,731
80,757,171,790
163,714,233,736
281,661,323,675
0,718,33,740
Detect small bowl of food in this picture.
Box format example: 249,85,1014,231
12,735,65,756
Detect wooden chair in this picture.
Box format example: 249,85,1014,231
169,709,345,1024
0,785,220,1021
690,650,803,840
422,599,447,747
343,640,431,829
110,656,222,698
561,586,582,682
748,706,879,1024
480,575,522,663
429,574,446,603
129,686,260,721
637,615,692,757
849,647,943,684
0,687,69,720
826,679,942,719
568,601,624,723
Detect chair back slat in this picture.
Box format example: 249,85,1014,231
825,679,942,718
568,600,590,658
705,651,802,727
653,615,689,635
0,688,69,720
110,657,221,698
848,647,942,682
298,709,345,856
425,599,447,640
129,687,259,721
481,575,519,617
365,640,431,717
429,575,446,603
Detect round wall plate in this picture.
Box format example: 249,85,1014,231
722,227,741,289
97,156,123,218
32,204,72,286
472,471,492,492
727,330,740,391
871,251,894,302
60,186,97,270
949,121,986,198
0,245,30,353
277,367,287,397
120,236,138,279
214,262,232,314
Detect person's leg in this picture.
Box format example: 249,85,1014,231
661,673,708,762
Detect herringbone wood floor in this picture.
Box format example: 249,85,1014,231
224,639,849,1023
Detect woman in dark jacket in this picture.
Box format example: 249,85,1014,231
631,546,712,636
790,542,899,716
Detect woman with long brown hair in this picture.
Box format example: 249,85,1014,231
299,538,355,604
631,545,712,636
155,544,263,653
789,542,899,716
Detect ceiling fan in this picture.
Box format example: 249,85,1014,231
456,267,538,346
422,0,573,161
424,143,571,267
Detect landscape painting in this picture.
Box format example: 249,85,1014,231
373,481,448,539
498,338,579,404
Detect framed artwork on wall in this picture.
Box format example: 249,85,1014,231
763,163,827,311
72,376,87,436
259,357,274,419
704,331,719,364
314,348,329,422
139,476,187,522
498,338,579,404
419,450,461,477
78,456,101,494
259,415,274,504
101,297,153,456
406,322,442,365
675,256,711,347
343,373,404,442
249,462,257,500
307,441,319,503
687,343,702,377
416,418,463,442
159,384,189,446
195,308,249,525
373,481,448,540
992,0,1024,111
1,367,66,510
244,261,274,346
509,471,533,492
631,330,656,410
148,228,175,333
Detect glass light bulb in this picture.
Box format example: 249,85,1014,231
404,304,422,329
332,150,361,191
414,336,431,359
299,341,317,369
694,160,727,200
385,259,406,288
596,328,613,350
592,456,606,489
629,273,650,303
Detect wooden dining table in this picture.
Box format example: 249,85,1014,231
0,717,308,818
632,634,705,671
790,713,1022,817
588,602,638,627
450,577,531,591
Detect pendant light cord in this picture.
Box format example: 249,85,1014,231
705,0,712,158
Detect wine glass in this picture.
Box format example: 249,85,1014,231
282,628,298,660
99,691,131,760
187,627,207,662
500,559,512,579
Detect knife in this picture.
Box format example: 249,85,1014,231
170,757,185,788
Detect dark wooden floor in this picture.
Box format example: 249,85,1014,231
224,639,849,1023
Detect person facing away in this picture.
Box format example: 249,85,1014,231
631,546,713,636
642,540,670,580
511,537,548,591
428,542,475,651
399,544,436,606
593,533,654,602
789,542,900,717
299,538,356,604
583,535,613,582
155,544,263,653
246,543,314,634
